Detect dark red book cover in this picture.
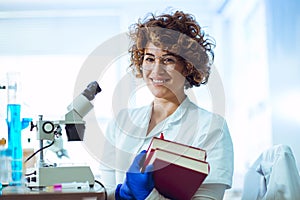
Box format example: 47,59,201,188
153,158,208,200
146,137,207,161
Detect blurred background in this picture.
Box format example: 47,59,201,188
0,0,299,198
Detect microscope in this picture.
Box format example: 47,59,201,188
26,81,101,188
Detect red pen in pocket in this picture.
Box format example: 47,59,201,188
160,133,164,139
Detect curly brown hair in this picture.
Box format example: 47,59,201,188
128,10,216,89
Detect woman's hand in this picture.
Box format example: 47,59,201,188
116,150,154,200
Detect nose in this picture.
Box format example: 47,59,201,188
151,59,166,74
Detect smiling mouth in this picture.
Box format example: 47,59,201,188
151,79,169,84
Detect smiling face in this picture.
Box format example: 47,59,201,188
142,42,187,102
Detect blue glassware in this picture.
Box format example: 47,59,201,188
6,72,31,186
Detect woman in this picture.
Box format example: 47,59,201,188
99,10,234,200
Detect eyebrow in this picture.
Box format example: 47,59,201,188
144,52,176,57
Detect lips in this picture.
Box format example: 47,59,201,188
150,78,169,85
152,79,167,84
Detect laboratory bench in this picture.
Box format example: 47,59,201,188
1,191,105,200
0,185,106,200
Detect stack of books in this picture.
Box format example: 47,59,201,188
142,136,209,200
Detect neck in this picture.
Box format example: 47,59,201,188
152,95,186,118
146,95,186,135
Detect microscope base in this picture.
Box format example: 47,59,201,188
26,166,95,188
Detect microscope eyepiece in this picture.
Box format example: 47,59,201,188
82,81,101,101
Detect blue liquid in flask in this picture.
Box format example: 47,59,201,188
6,104,23,185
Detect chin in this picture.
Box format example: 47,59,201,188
149,88,170,99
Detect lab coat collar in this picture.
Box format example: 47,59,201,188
146,96,191,137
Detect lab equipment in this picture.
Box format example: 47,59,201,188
6,72,31,186
51,181,90,191
0,138,11,187
26,81,101,189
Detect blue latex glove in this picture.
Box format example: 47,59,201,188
116,150,154,200
115,183,134,200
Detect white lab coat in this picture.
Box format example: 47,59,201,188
99,97,234,199
242,144,300,200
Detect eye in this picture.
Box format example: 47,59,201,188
162,56,177,65
144,56,155,63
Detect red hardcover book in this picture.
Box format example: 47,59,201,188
145,137,206,162
144,148,209,200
